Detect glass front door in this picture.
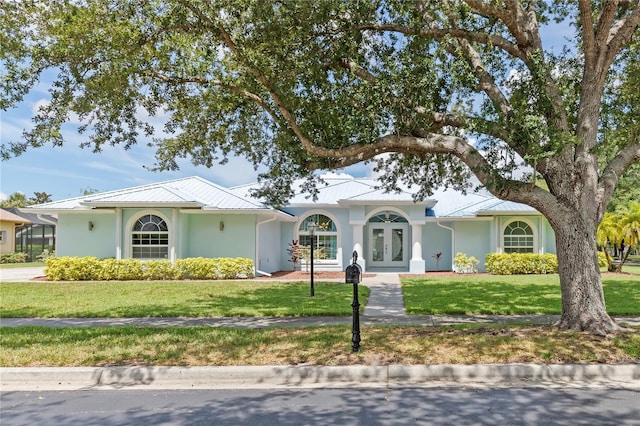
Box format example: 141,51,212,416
369,224,408,267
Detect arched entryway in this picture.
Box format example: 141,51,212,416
367,211,409,269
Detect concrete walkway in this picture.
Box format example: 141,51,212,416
2,270,639,391
1,271,638,327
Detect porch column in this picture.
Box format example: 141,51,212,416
115,208,122,260
410,222,425,274
352,223,366,272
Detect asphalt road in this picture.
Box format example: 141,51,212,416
2,385,639,426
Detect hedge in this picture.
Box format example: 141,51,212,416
45,257,255,281
485,253,558,275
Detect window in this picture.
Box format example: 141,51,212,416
298,214,338,260
131,214,169,259
0,230,6,243
503,220,534,253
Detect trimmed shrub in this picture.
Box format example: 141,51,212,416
0,252,28,264
45,256,254,281
485,253,558,275
453,252,479,273
597,251,608,268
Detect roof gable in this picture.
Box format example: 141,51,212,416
28,176,270,211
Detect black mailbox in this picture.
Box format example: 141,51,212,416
345,263,361,284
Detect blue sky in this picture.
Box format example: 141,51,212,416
0,19,572,202
0,83,372,201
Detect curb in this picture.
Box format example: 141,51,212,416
1,364,638,391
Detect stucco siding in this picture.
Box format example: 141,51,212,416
57,214,117,258
454,221,491,272
257,220,281,274
185,214,255,259
423,223,454,271
0,222,15,254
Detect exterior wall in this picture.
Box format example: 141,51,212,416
423,222,454,271
57,213,117,258
0,221,16,254
183,213,256,259
453,220,492,272
257,219,281,274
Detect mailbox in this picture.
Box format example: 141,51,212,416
345,263,361,284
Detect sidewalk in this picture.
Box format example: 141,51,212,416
1,270,638,391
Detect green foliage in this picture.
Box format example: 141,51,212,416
0,191,52,207
453,252,478,273
45,256,254,281
0,252,28,264
485,253,559,275
36,249,55,263
597,251,608,269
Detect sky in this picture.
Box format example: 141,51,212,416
0,16,573,202
0,79,373,201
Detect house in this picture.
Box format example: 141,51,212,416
24,175,556,274
0,208,57,260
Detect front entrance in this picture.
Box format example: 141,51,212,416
369,223,408,268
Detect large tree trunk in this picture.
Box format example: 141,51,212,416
553,220,626,336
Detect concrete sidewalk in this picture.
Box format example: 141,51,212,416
2,270,639,391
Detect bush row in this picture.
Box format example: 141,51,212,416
45,257,255,281
485,253,558,274
0,252,28,264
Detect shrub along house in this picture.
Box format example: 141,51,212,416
25,175,556,274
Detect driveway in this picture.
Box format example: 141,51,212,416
0,267,46,282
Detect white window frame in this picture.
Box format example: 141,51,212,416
125,211,172,260
296,211,341,264
502,218,537,254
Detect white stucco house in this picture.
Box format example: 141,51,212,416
25,175,556,274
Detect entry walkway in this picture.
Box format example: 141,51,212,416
1,270,638,327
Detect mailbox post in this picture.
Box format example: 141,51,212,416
308,221,317,297
345,251,362,352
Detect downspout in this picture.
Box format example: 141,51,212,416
436,221,455,271
255,214,278,277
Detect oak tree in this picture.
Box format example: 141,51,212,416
2,0,639,334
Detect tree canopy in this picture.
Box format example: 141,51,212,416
0,191,52,208
1,0,639,334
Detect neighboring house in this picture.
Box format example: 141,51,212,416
25,175,556,274
0,208,57,259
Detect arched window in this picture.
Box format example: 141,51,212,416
503,220,534,253
298,214,338,260
131,214,169,259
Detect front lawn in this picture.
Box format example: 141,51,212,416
1,324,638,367
0,281,368,318
0,262,46,269
402,273,640,315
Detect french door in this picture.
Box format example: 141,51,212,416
369,224,408,267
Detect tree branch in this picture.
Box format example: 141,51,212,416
599,142,640,209
142,71,279,121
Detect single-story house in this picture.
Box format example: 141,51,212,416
1,208,57,260
25,175,556,274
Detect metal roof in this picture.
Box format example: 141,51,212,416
26,175,541,219
27,176,273,212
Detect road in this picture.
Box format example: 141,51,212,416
2,385,639,425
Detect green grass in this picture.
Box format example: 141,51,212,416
1,325,638,367
0,262,46,269
0,281,369,318
402,273,640,315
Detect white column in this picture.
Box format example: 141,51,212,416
115,208,122,260
410,223,425,273
352,223,365,272
171,209,178,262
